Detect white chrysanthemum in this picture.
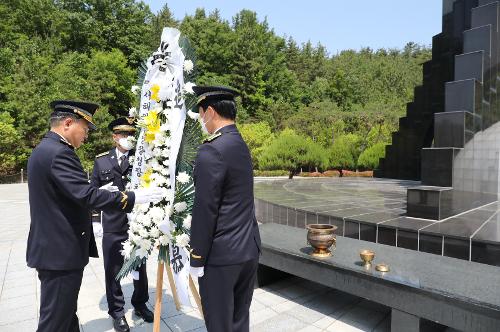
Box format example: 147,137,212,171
151,147,163,158
136,214,152,227
149,226,160,238
137,204,150,214
164,204,174,217
174,201,187,213
175,233,190,247
183,60,194,73
136,238,151,250
131,85,140,94
128,107,137,118
166,100,175,109
160,123,171,132
130,221,142,233
121,241,133,259
130,233,142,245
184,82,195,94
159,166,170,176
187,110,199,120
183,215,192,229
159,235,170,246
148,206,164,223
176,172,190,184
139,228,149,238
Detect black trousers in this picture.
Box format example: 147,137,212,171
198,259,258,332
102,232,149,319
37,268,83,332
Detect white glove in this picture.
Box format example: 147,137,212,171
131,270,140,280
190,266,204,278
100,182,119,192
92,222,103,238
134,187,164,205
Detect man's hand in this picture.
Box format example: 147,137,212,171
190,266,204,278
92,222,103,238
134,187,164,205
100,182,119,192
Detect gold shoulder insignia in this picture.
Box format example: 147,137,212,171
95,151,109,158
203,132,222,143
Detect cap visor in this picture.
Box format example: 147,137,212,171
87,120,97,131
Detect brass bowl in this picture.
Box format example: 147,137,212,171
360,250,375,266
375,263,390,272
306,224,337,258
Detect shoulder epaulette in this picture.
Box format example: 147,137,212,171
95,151,109,158
203,132,222,143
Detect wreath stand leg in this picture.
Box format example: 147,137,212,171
165,263,182,310
153,261,165,332
189,275,204,318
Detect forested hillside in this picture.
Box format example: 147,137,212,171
0,1,431,174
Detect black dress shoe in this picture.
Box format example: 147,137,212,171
134,307,154,323
113,316,130,332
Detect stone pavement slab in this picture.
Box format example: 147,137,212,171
0,183,392,331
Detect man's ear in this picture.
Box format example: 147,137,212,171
207,106,217,119
63,117,73,129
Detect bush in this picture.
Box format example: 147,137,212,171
299,171,325,177
357,142,387,170
253,170,289,177
322,170,341,177
342,170,373,177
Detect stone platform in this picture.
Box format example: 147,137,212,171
254,177,500,267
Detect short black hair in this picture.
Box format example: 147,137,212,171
49,112,80,128
199,99,237,120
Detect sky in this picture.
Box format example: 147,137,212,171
143,1,443,54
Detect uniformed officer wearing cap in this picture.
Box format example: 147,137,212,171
189,86,261,332
90,117,153,332
26,101,163,332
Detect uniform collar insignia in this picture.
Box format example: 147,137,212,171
203,132,222,143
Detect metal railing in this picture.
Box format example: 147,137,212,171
0,169,27,184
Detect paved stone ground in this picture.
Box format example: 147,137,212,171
0,183,391,331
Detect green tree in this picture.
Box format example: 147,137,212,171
357,142,387,170
0,113,23,175
259,129,327,179
327,134,362,173
238,122,274,169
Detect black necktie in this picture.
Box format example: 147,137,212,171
120,155,129,172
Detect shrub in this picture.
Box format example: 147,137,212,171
357,142,387,170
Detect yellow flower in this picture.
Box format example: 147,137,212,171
140,169,153,188
143,110,161,143
145,131,157,143
150,84,161,102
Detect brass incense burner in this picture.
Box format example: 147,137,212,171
306,224,337,258
360,250,375,266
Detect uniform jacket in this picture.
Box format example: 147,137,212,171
190,124,261,267
90,148,133,233
26,131,135,270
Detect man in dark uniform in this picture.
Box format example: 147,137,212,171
26,100,163,332
91,117,153,332
189,86,261,332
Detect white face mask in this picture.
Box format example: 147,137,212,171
118,137,135,151
199,113,212,135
